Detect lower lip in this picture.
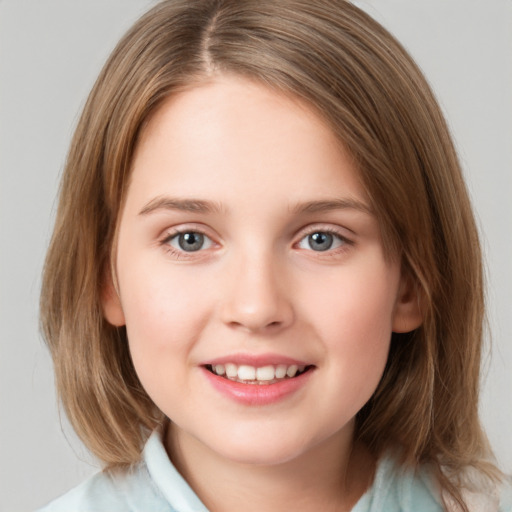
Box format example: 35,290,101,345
202,367,313,406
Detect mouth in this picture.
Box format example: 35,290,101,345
204,363,314,385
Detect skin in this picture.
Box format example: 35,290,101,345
103,75,422,511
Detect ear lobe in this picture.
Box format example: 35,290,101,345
101,272,126,327
392,274,423,333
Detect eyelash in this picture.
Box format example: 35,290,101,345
159,227,214,259
295,226,353,256
159,225,354,259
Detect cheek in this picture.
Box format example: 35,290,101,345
303,258,398,371
119,256,209,336
308,257,397,320
117,262,213,391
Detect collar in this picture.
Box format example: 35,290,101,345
143,424,209,512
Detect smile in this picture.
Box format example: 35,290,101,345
205,363,312,384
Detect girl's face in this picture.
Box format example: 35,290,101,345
104,75,420,467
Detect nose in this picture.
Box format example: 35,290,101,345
220,251,294,334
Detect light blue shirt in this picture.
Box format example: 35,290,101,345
37,429,512,512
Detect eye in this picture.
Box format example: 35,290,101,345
166,231,214,252
297,231,346,252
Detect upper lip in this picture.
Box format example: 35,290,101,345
201,353,312,367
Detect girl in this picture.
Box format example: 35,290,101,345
38,0,511,510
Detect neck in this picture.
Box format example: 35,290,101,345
165,423,375,512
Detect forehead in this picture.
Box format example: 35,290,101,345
127,75,369,212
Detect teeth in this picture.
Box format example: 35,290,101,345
256,365,275,381
275,365,287,379
210,363,309,382
286,365,298,378
225,363,238,378
237,365,256,380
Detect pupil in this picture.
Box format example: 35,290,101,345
309,232,333,251
179,232,204,252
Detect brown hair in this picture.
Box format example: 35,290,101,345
40,0,500,509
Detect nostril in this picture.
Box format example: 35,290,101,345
220,288,294,332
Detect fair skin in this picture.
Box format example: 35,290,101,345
103,75,422,511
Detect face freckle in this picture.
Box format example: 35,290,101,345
104,74,419,470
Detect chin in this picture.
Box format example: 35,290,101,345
204,430,318,467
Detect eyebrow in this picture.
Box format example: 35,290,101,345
290,198,373,215
138,196,223,216
138,196,372,217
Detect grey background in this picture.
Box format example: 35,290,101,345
0,1,510,511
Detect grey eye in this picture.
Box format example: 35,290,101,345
169,232,212,252
308,232,333,251
298,231,344,252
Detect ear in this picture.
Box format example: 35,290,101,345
101,269,126,327
392,272,423,333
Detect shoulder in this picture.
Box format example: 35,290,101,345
447,474,512,512
356,453,512,512
35,426,207,512
354,454,444,512
35,463,172,512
